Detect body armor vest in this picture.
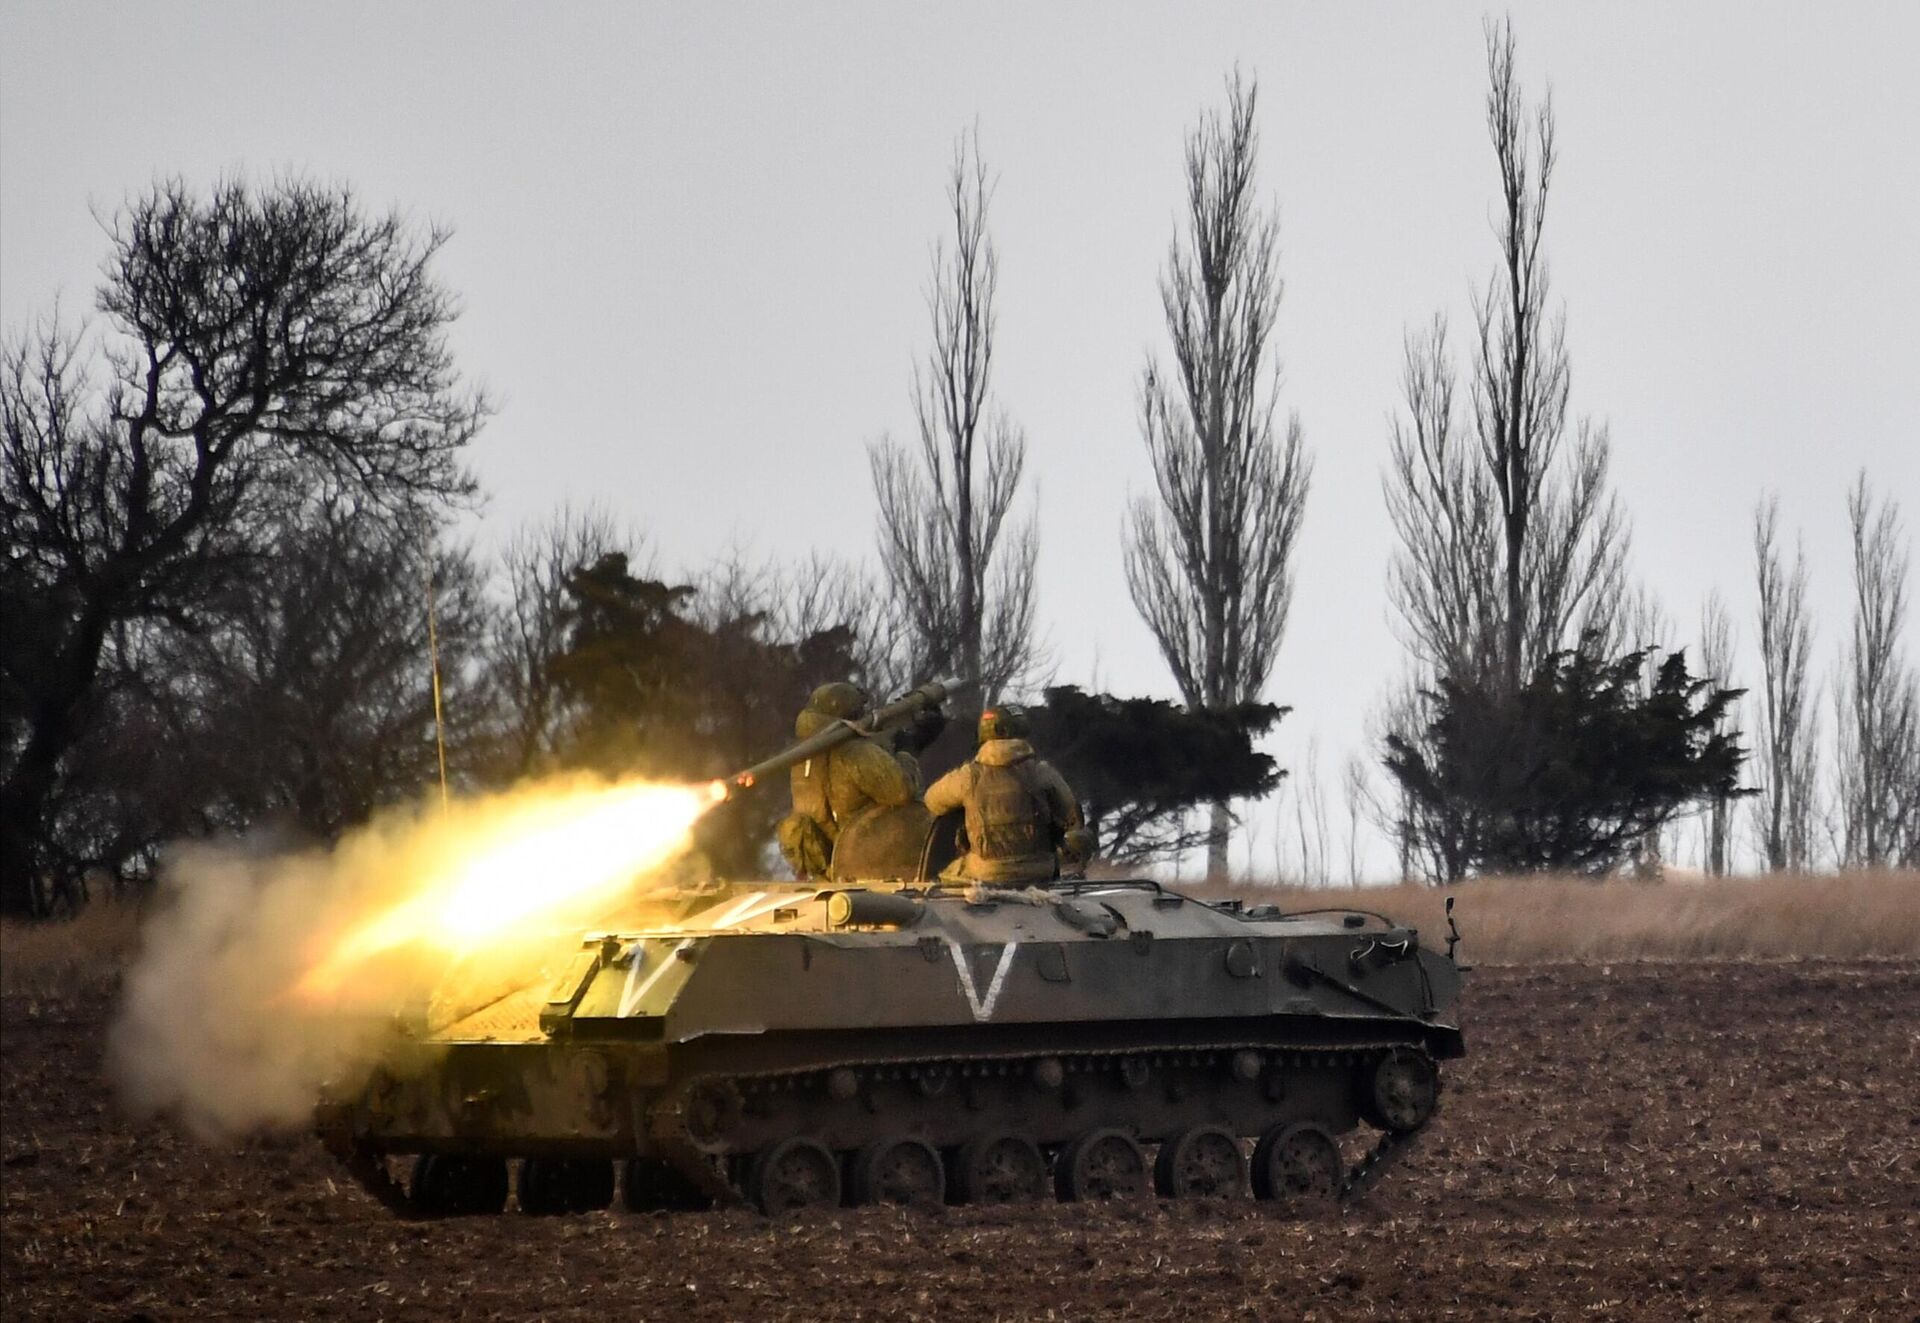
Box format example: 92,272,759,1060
969,760,1052,863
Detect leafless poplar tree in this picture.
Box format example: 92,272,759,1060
1385,23,1627,695
1341,755,1370,886
1835,474,1918,868
1365,678,1426,882
1265,735,1329,888
1751,496,1819,871
1623,591,1674,878
1124,73,1312,878
869,130,1037,703
1292,737,1332,887
1697,591,1737,875
1380,22,1636,884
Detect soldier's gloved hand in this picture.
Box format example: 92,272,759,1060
895,706,947,758
1060,827,1097,876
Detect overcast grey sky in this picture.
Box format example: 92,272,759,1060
4,2,1915,877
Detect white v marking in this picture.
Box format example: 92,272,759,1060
619,939,692,1017
948,941,1020,1021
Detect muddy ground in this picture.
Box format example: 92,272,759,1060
4,960,1917,1321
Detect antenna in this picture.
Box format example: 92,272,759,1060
426,569,450,817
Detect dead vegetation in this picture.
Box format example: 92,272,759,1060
0,900,144,998
1215,870,1920,963
4,872,1914,1001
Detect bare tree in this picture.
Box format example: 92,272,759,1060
1836,474,1918,867
1,178,484,916
1292,737,1332,888
1752,496,1819,871
696,548,903,698
1367,678,1427,882
869,129,1038,703
18,495,489,916
1340,755,1370,886
687,552,882,813
761,552,904,698
1384,24,1628,693
490,504,637,778
1697,591,1737,875
143,500,490,838
1383,319,1502,682
1125,72,1313,878
1622,591,1674,878
1380,23,1634,884
491,516,901,791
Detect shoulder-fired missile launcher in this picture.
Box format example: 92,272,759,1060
318,881,1465,1215
315,682,1467,1217
730,678,956,882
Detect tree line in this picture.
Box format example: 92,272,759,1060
4,22,1913,917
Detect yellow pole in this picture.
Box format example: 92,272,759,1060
426,570,450,817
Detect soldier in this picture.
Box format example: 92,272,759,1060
924,704,1093,885
775,682,919,880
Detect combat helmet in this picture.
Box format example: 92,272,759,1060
806,682,870,721
976,704,1030,744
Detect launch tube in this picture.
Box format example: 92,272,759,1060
721,678,959,796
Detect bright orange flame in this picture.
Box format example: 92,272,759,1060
292,780,715,1001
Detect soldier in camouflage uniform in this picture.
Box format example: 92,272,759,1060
776,682,920,880
924,705,1093,885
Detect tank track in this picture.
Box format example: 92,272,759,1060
1339,1107,1435,1204
319,1131,425,1219
325,1038,1440,1215
650,1037,1438,1209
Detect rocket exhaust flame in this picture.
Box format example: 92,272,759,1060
110,773,720,1139
292,779,718,1001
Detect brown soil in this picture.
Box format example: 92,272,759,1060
4,961,1917,1322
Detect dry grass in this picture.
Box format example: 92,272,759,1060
1206,870,1920,963
2,873,1914,997
0,900,145,997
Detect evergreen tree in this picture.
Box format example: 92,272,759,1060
1028,686,1284,866
548,554,861,876
1384,644,1746,879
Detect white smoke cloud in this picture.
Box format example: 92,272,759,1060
109,775,710,1139
109,836,401,1138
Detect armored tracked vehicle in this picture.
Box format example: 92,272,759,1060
319,880,1464,1215
316,686,1466,1216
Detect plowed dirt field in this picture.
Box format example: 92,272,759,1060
4,961,1917,1321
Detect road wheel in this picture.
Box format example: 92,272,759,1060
448,1157,511,1214
410,1155,509,1216
1153,1125,1247,1198
850,1137,945,1207
622,1157,712,1213
747,1137,841,1215
1360,1048,1439,1133
518,1157,614,1214
407,1155,449,1215
1054,1128,1149,1202
1251,1122,1342,1204
565,1158,615,1211
951,1132,1049,1205
683,1079,744,1150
